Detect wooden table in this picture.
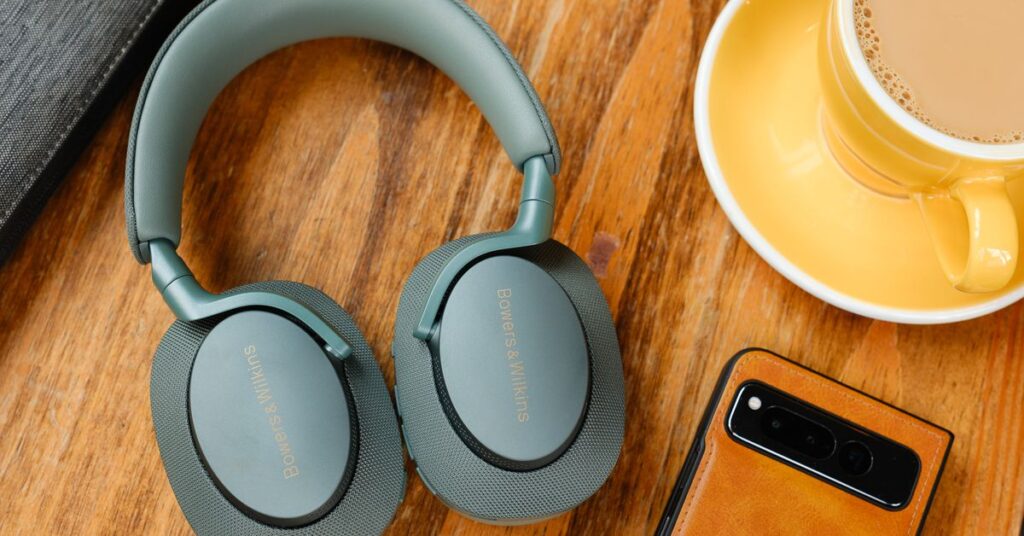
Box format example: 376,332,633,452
1,0,1022,533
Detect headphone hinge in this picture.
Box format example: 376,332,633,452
149,239,192,293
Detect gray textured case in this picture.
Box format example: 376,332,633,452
0,0,194,265
393,237,625,523
151,281,405,535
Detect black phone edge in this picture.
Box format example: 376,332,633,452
654,347,954,536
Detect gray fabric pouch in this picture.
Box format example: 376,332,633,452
0,0,195,265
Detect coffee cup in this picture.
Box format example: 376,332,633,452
819,0,1022,293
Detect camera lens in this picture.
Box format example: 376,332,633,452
761,407,836,459
838,441,873,475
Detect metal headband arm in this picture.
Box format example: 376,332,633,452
149,239,353,359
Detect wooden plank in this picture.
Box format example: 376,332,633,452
0,0,1021,533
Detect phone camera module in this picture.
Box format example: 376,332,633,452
728,383,921,510
838,441,873,475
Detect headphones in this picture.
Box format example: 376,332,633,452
126,0,625,532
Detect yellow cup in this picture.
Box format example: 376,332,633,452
819,0,1023,293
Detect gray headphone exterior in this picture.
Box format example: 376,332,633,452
129,0,620,529
124,0,560,263
393,236,625,522
152,281,406,535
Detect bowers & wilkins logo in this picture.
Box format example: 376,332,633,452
244,345,300,479
497,289,529,423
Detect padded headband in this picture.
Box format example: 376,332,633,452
125,0,561,262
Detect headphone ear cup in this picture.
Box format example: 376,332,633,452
393,237,625,523
150,281,405,535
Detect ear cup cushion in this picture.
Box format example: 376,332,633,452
393,237,625,522
151,281,405,535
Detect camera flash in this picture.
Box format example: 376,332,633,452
747,396,762,411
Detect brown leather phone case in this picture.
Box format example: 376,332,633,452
659,349,953,536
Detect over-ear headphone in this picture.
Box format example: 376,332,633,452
125,0,625,532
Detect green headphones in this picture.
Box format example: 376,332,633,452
127,0,623,532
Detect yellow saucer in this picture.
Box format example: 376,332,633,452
696,0,1024,323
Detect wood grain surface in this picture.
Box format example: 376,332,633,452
1,0,1022,534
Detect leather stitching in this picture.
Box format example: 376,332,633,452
4,0,163,221
676,351,946,534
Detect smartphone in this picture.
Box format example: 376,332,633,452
657,348,953,535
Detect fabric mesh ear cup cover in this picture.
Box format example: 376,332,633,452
393,237,625,521
151,281,405,535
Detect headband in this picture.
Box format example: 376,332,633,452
125,0,561,263
126,0,562,357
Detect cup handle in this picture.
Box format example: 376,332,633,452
915,176,1018,293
